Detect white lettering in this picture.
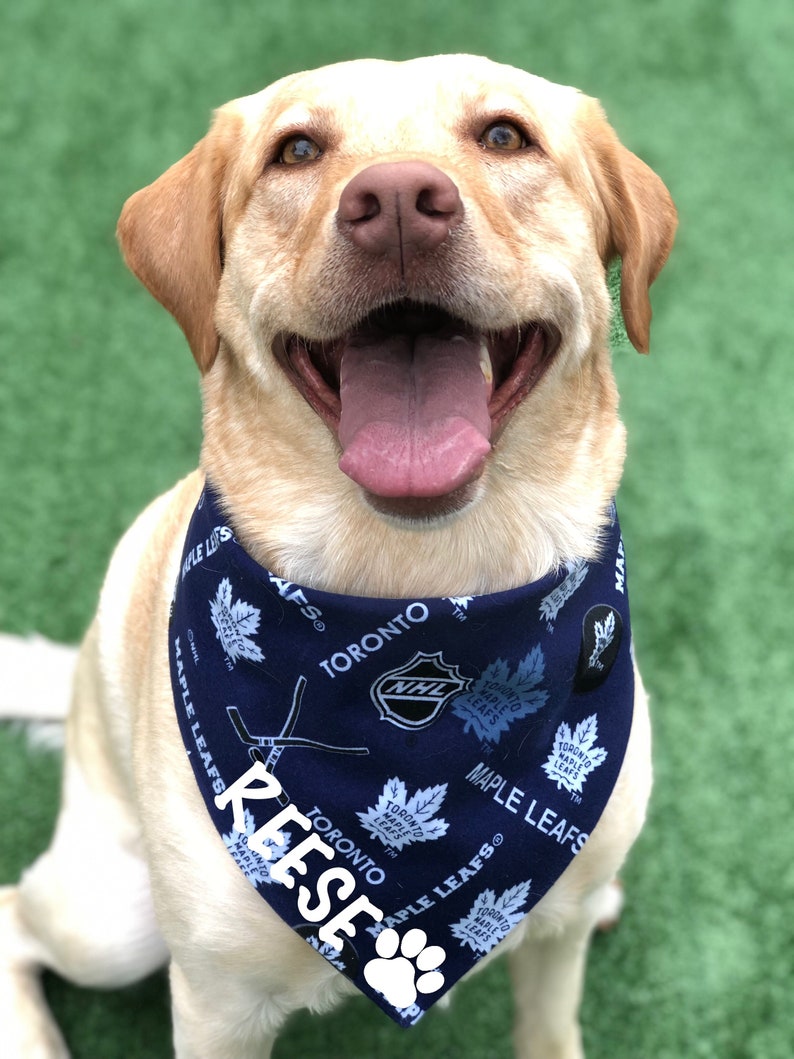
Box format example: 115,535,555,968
215,774,389,954
319,894,383,951
213,762,283,834
318,603,429,677
270,833,334,888
298,867,356,922
615,540,626,594
267,575,325,628
248,803,311,861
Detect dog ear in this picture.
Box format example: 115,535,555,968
116,111,241,373
582,105,677,354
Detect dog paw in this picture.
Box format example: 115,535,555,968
595,877,624,932
363,927,446,1009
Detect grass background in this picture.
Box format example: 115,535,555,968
1,0,793,1056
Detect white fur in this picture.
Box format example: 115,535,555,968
0,634,77,722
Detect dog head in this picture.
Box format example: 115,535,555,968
117,56,675,592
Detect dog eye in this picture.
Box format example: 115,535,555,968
479,121,529,152
277,135,322,165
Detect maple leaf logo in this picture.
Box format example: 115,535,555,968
222,808,290,887
588,611,616,671
539,559,588,627
209,577,265,665
357,776,449,851
445,596,474,622
451,646,549,745
450,880,532,954
542,714,608,795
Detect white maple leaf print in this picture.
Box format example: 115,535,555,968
222,809,290,887
542,714,608,795
405,784,447,822
383,777,406,806
450,880,532,954
209,578,265,665
588,611,616,670
357,776,449,851
230,598,261,637
539,560,588,626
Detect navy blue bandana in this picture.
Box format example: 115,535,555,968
169,487,634,1027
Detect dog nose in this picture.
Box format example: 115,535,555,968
337,161,464,262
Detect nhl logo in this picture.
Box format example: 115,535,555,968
370,651,471,730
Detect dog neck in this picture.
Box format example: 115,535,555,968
200,347,626,597
169,482,635,1026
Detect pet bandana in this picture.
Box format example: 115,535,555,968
169,486,634,1027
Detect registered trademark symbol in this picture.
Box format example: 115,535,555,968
493,833,504,846
314,620,325,632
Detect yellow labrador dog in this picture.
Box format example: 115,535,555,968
0,55,675,1058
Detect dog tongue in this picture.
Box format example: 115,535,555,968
338,334,492,497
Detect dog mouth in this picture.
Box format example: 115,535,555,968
277,301,558,502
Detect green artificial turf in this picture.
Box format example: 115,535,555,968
1,1,793,1056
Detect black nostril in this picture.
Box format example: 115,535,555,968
416,189,439,217
337,161,464,261
416,184,459,218
356,192,381,223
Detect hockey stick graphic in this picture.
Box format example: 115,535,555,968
227,676,369,804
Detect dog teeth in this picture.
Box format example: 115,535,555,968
479,341,493,385
447,335,493,386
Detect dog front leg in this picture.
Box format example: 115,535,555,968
507,880,622,1059
0,624,169,1059
0,887,70,1059
508,919,590,1059
170,959,280,1059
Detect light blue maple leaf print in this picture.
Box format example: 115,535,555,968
451,645,549,745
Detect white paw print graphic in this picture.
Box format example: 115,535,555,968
363,928,446,1009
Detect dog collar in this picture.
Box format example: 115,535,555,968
169,486,634,1027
